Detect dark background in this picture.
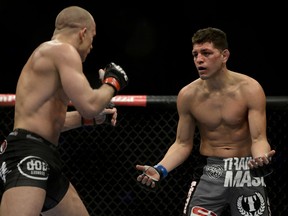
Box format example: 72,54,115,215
1,1,287,96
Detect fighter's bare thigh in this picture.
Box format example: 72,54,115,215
41,183,89,216
1,186,46,216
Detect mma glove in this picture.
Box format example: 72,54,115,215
153,164,168,180
81,102,115,126
250,160,273,177
139,164,168,191
104,101,115,124
103,62,128,95
143,164,168,181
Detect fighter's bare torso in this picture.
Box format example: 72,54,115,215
14,41,72,145
183,71,258,157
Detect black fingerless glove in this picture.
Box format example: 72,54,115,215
250,162,273,177
81,102,115,126
103,62,128,95
104,102,115,124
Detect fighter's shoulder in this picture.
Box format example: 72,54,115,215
232,71,261,85
178,79,201,95
177,79,201,103
37,40,77,56
232,72,265,99
234,72,263,91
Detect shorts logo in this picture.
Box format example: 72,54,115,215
0,162,12,183
183,181,197,214
237,192,266,215
17,156,49,180
191,206,217,216
0,140,7,154
205,164,223,179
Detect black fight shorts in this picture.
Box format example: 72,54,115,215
0,128,69,212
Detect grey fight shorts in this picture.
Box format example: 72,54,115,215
183,156,271,216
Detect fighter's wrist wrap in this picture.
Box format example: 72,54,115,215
103,62,128,95
103,77,121,92
81,117,96,126
153,164,168,179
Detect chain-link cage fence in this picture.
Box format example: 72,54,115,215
0,95,287,216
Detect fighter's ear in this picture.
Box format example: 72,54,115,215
79,27,87,41
222,49,230,62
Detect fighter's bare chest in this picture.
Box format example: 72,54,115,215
192,97,247,128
